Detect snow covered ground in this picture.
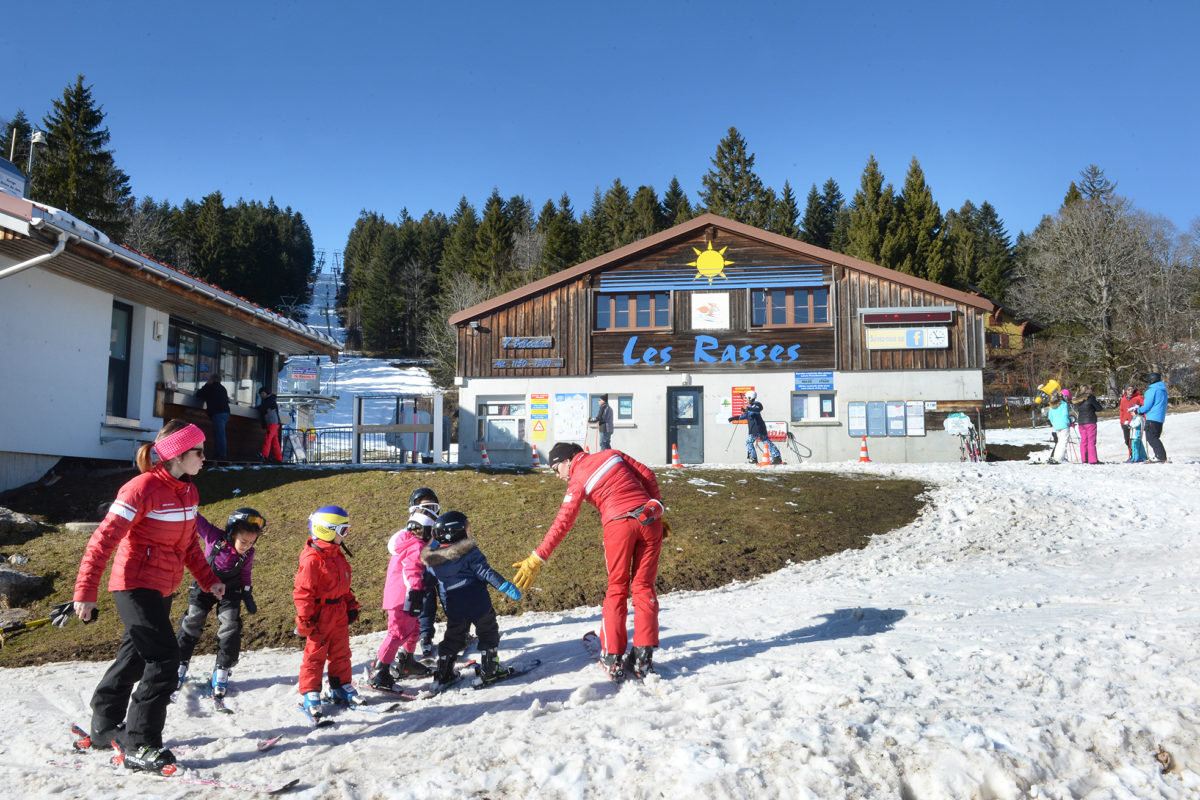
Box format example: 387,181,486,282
2,411,1198,798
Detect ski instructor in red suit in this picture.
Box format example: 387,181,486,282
512,441,666,681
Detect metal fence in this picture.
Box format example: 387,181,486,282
282,426,440,465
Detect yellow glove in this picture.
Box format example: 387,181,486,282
512,551,544,592
661,518,672,540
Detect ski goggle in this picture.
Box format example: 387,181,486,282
229,512,266,532
409,501,440,516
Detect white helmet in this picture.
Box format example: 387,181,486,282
745,390,757,401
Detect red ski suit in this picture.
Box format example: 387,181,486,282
293,539,359,694
537,450,663,655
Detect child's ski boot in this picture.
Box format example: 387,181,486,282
211,667,230,698
599,652,626,682
392,651,431,678
368,661,396,690
623,646,655,678
329,681,364,706
122,744,177,773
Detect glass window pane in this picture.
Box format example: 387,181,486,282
614,295,629,328
176,330,198,392
654,293,668,326
819,393,836,418
617,395,633,419
636,293,651,327
791,394,808,421
237,348,259,405
793,289,809,324
814,288,829,323
751,291,766,326
596,296,610,330
770,290,786,324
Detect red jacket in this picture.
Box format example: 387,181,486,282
293,539,359,636
1119,392,1144,425
536,450,662,561
74,466,218,604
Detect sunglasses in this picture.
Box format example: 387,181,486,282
188,447,205,456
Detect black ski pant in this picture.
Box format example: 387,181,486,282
90,588,178,750
418,569,440,643
438,608,499,658
176,582,244,670
1144,419,1167,461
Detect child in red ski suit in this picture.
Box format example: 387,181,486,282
294,505,361,715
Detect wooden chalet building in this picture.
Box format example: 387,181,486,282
448,213,993,466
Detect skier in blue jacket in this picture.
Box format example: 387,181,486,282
1134,373,1169,462
728,390,782,464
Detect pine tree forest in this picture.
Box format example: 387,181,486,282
6,89,1198,396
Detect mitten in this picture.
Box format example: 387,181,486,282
497,581,523,601
511,551,544,592
242,587,258,615
50,601,75,628
405,588,424,617
347,607,359,624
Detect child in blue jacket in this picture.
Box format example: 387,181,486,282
420,510,521,684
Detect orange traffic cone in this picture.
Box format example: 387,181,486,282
481,444,491,466
757,440,772,467
531,445,541,467
858,436,871,463
670,443,684,467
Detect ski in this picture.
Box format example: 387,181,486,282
361,662,419,700
414,660,479,698
472,659,542,689
296,701,335,728
106,741,299,793
203,673,236,714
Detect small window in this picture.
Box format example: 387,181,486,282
791,391,837,421
476,399,527,446
752,287,831,328
596,293,669,330
590,394,633,421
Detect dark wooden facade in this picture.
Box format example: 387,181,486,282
452,216,991,380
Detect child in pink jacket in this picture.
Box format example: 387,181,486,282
368,509,434,689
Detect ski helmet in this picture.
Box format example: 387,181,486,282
432,510,469,545
1145,372,1162,384
408,487,440,516
744,389,757,401
309,505,350,542
226,507,266,541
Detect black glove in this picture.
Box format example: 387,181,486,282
347,607,359,624
242,587,258,615
405,588,423,617
728,416,735,423
50,601,75,628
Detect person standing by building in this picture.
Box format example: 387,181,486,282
1134,372,1169,462
195,373,231,459
257,388,283,463
512,442,665,681
729,390,782,465
72,420,224,773
589,394,614,451
1117,383,1144,461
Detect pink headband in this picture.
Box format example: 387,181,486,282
153,424,206,461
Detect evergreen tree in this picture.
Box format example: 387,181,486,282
944,201,979,285
439,197,479,280
845,155,896,265
698,126,771,226
882,156,948,282
601,179,635,248
830,206,851,254
31,76,132,239
539,193,580,274
471,188,514,287
974,201,1014,301
631,184,666,239
192,191,231,288
661,176,694,225
359,225,404,351
770,180,800,238
799,184,827,247
3,110,33,173
578,187,607,262
1078,164,1117,203
1062,181,1083,208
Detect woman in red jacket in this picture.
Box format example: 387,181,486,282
1117,384,1144,461
513,442,664,681
72,420,224,774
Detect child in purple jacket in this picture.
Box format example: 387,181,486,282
367,507,433,690
175,508,265,698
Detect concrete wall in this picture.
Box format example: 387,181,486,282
0,262,171,491
456,368,983,467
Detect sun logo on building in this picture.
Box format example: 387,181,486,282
688,241,733,284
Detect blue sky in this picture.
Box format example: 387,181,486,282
5,1,1197,260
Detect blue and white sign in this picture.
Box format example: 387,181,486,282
794,371,834,391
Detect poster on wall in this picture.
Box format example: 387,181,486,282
886,402,907,436
690,292,730,330
730,386,756,421
905,400,926,436
530,393,549,441
847,402,868,437
866,402,887,437
553,392,588,442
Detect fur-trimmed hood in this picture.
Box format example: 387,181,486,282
420,537,477,567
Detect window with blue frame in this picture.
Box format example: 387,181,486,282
596,292,669,330
751,287,830,328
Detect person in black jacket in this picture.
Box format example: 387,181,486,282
728,390,782,464
256,389,283,463
1073,385,1104,464
195,374,231,459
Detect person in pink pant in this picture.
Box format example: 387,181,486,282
1073,386,1104,464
